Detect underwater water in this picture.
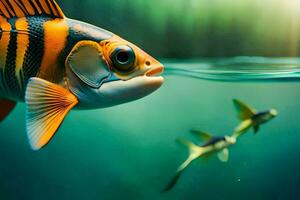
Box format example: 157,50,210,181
1,57,300,200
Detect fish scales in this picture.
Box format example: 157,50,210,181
0,16,113,101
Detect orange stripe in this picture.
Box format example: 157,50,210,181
51,0,65,17
31,0,42,14
40,0,51,15
47,0,57,16
20,0,35,15
15,17,29,88
39,19,68,82
0,18,11,71
0,1,12,17
0,15,8,26
10,0,25,16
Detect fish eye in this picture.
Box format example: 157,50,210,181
111,45,136,73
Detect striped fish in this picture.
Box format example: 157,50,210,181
0,0,164,150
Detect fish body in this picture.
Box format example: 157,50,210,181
251,110,277,125
201,136,225,147
0,0,164,150
197,135,236,157
163,131,236,192
0,16,113,101
233,99,277,136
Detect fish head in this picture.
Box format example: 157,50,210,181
260,108,278,123
224,136,236,145
66,35,164,109
269,109,278,118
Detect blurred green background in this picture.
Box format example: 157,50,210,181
59,0,300,58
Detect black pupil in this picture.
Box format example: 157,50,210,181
116,51,129,63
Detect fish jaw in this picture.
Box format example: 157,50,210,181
95,74,164,108
67,65,164,109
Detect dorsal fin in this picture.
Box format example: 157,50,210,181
233,99,256,120
0,0,65,19
190,129,213,142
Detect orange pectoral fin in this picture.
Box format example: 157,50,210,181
25,77,78,151
0,99,16,121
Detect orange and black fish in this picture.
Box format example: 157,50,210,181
0,0,164,150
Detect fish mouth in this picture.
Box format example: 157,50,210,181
144,65,164,87
145,65,164,77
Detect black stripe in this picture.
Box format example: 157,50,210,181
4,18,19,98
59,19,113,64
34,0,45,14
22,16,50,89
28,0,38,14
44,0,54,15
19,68,24,90
16,0,28,13
0,70,5,94
13,0,28,15
0,26,7,95
4,0,16,16
48,0,60,16
0,26,2,40
1,1,14,18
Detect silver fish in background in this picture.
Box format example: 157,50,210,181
163,130,237,192
163,99,278,192
233,99,278,137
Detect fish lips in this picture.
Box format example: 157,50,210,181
98,73,164,106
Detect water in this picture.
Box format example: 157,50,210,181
164,57,300,81
1,58,300,200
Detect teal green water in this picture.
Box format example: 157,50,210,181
1,58,300,200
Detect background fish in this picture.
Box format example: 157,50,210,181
163,130,237,192
233,99,278,136
0,0,164,150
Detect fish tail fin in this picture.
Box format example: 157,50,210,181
176,137,203,159
162,138,203,192
162,169,183,192
162,153,201,192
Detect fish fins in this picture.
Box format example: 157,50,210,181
0,99,16,121
190,129,213,142
162,170,183,192
217,148,229,162
233,99,256,120
25,77,78,150
177,137,201,156
0,0,65,20
66,41,110,88
163,154,197,192
163,139,201,192
253,125,260,134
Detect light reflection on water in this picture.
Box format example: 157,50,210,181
164,57,300,81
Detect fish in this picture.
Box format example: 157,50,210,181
0,0,164,150
233,99,278,137
163,130,237,192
